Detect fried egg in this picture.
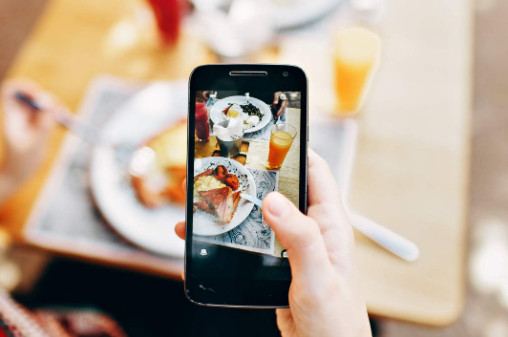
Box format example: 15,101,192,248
194,175,226,198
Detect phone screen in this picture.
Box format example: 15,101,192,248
185,65,307,307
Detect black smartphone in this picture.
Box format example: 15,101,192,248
185,64,308,308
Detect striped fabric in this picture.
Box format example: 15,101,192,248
0,290,126,337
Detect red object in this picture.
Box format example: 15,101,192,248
195,102,210,141
145,0,181,46
223,103,233,115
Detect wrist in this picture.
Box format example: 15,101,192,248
0,154,30,186
0,169,24,203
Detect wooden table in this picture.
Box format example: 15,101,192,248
275,1,471,326
0,0,218,279
0,0,471,327
349,0,471,326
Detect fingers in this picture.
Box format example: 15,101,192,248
2,79,58,130
262,192,332,280
175,221,186,239
307,150,355,269
3,79,57,111
307,149,342,207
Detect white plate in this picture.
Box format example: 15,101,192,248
193,157,256,236
191,0,341,30
90,81,187,257
270,0,341,30
209,95,272,134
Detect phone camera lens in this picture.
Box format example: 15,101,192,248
283,71,289,77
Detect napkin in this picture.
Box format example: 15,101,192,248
213,118,244,141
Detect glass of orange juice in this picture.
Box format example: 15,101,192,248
333,26,381,115
267,123,297,170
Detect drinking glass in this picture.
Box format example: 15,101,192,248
195,101,210,142
333,26,381,116
267,123,297,170
145,0,181,46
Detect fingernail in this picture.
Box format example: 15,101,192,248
266,192,290,218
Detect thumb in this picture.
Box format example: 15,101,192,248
262,192,331,280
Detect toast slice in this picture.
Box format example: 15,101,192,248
199,187,242,223
228,190,242,222
193,200,214,214
199,187,231,223
131,119,187,208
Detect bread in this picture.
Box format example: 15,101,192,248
199,186,242,223
131,119,187,208
193,200,214,214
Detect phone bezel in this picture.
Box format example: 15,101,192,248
185,64,308,308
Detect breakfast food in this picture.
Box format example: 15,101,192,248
239,102,263,120
131,119,187,208
193,165,242,223
244,115,260,128
219,100,264,129
199,187,241,223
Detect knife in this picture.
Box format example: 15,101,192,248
240,193,263,208
238,192,419,261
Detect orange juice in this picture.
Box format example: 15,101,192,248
267,124,296,169
333,26,381,115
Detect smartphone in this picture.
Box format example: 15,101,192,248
185,64,308,308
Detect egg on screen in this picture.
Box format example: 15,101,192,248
227,109,240,118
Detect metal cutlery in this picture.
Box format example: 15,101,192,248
238,192,420,261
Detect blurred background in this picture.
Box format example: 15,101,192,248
0,0,507,336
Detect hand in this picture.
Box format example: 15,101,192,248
271,91,289,119
174,151,371,337
263,150,371,337
1,79,58,184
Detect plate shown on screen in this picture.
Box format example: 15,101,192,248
209,95,272,133
193,157,256,236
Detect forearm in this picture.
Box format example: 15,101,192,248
0,168,23,204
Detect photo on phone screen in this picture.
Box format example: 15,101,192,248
192,90,302,258
185,65,307,307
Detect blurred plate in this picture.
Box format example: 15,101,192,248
270,0,341,30
90,81,187,257
210,95,272,133
191,0,341,30
193,157,256,236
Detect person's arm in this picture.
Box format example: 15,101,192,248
175,150,371,337
0,79,57,203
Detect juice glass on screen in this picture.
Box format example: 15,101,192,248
195,102,210,142
267,123,297,170
333,26,381,115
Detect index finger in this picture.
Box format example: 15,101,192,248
307,150,355,268
307,149,342,207
175,221,185,239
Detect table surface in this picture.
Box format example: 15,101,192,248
349,0,471,326
0,0,471,326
